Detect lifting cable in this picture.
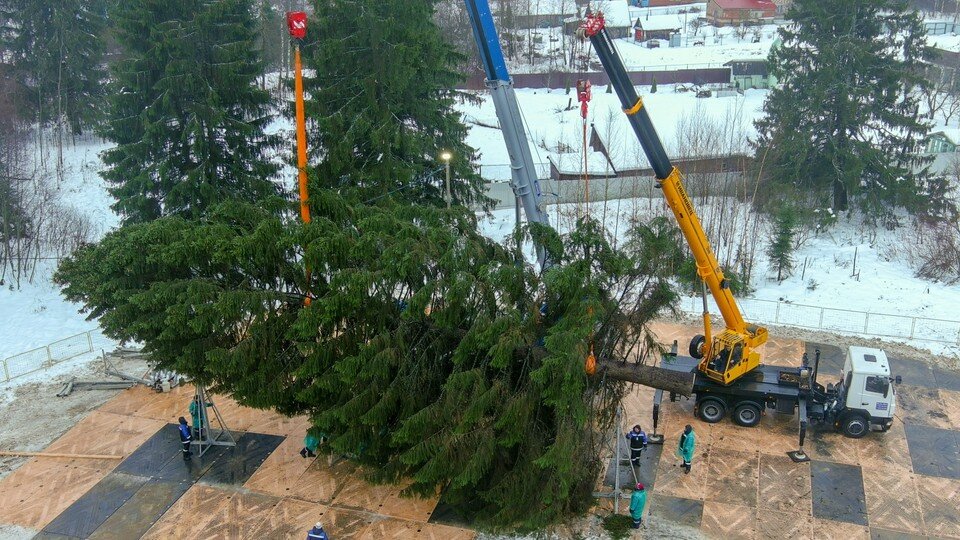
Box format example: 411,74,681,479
574,26,597,376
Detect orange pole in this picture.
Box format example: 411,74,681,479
293,44,312,305
294,45,310,224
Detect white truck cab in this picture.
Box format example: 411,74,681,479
839,346,897,433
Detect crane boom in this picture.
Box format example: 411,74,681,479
463,0,550,267
580,14,767,385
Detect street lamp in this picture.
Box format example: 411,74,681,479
441,151,452,208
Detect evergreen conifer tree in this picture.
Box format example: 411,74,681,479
754,0,934,219
766,204,797,282
300,0,490,209
100,0,281,224
0,0,108,134
55,196,684,528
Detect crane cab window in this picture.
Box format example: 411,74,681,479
865,375,889,396
730,344,743,367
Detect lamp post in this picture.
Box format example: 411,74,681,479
441,151,452,208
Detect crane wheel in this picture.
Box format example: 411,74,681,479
732,402,762,427
839,412,869,438
689,335,706,359
697,397,726,423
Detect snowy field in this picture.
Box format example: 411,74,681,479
0,136,117,359
458,85,768,177
3,74,960,366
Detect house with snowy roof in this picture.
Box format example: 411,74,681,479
706,0,776,26
925,129,960,154
510,0,580,29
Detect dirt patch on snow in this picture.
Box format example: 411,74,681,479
476,513,705,539
0,354,150,481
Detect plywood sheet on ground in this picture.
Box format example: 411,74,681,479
0,462,109,530
243,434,314,498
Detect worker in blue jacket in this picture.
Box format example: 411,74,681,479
178,417,193,460
306,522,328,540
630,482,647,528
625,424,648,466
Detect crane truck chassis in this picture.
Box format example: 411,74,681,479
652,345,899,449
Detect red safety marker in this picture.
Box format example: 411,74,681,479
576,79,592,119
287,11,307,40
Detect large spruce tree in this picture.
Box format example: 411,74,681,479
100,0,280,224
301,0,490,209
0,0,108,134
56,194,683,527
754,0,933,218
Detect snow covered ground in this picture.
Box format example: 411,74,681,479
0,136,118,360
2,67,959,373
458,85,767,179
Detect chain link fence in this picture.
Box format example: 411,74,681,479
679,296,960,346
1,330,115,383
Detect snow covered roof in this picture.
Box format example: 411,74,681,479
548,151,616,176
930,128,960,145
634,13,685,31
712,0,775,9
594,1,634,28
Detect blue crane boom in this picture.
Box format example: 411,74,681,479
463,0,551,267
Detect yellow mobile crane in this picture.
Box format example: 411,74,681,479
579,14,767,386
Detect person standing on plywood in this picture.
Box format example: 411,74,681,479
189,394,213,440
630,482,647,529
677,424,696,474
306,522,328,540
625,425,648,467
178,417,193,460
300,432,322,459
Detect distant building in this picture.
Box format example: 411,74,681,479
706,0,776,26
770,0,792,16
509,0,579,29
725,59,776,89
926,130,960,154
925,48,960,92
633,16,682,41
592,1,635,39
628,0,702,6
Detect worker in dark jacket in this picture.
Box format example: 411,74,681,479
625,424,648,466
677,424,696,474
178,417,193,460
306,522,328,540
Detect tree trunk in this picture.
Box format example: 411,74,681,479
596,357,695,396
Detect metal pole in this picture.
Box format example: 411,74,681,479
445,161,452,208
614,406,621,514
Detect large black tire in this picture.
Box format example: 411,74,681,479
840,412,870,438
697,397,726,423
732,402,762,427
689,334,706,359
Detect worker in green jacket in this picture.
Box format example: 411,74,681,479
677,424,696,474
300,432,323,458
189,395,213,440
630,482,647,528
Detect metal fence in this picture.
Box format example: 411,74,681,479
1,330,114,383
679,296,960,347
